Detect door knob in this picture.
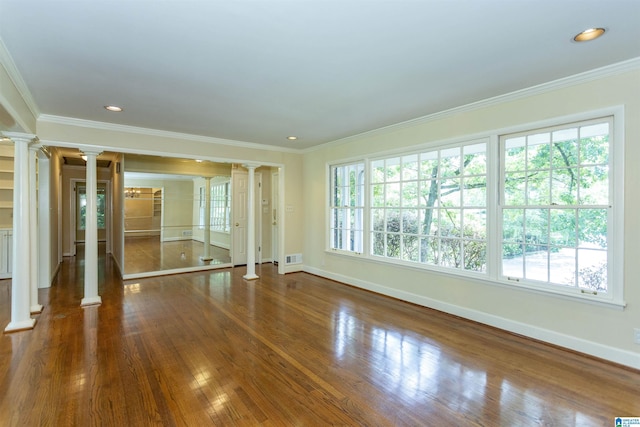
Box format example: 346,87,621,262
235,223,240,227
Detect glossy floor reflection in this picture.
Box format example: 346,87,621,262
0,253,638,426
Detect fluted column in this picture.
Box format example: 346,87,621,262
4,133,36,332
81,150,102,307
201,177,212,261
29,145,42,314
242,164,259,280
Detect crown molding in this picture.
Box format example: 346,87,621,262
0,38,40,120
304,57,640,154
37,114,301,154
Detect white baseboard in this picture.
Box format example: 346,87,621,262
304,265,640,370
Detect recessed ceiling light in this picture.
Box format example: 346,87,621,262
573,28,605,42
104,105,123,112
287,136,298,140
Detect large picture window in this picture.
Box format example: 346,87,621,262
370,143,487,270
327,113,622,305
500,118,611,293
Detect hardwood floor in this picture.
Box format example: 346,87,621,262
0,251,638,426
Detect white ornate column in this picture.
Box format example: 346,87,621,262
29,145,42,314
243,163,259,280
201,177,212,261
81,150,102,307
4,133,36,332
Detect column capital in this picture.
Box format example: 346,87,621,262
242,162,261,171
2,132,38,145
81,150,102,158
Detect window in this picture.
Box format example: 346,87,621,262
210,181,231,233
198,181,231,233
500,118,612,294
327,113,622,305
198,186,205,229
370,142,487,270
330,162,364,252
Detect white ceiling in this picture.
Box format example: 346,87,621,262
1,0,639,150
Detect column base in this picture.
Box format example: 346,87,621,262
81,296,102,307
4,318,36,333
243,274,259,280
30,304,44,314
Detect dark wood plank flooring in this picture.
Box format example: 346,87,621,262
1,250,638,426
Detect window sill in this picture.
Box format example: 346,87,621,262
325,249,626,311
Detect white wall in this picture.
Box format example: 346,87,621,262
302,67,640,369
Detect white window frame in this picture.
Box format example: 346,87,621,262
210,180,231,233
329,161,365,254
326,107,625,308
368,141,489,272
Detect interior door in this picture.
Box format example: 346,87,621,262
231,170,261,266
271,171,279,264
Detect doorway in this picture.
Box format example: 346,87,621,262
71,180,110,256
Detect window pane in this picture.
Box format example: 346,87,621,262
550,209,576,246
463,143,487,175
527,136,550,170
440,148,461,177
463,240,486,272
421,209,437,236
371,160,385,183
419,179,438,207
372,184,385,207
386,209,400,233
386,233,401,258
441,208,461,238
580,131,609,165
504,172,526,206
577,249,607,292
502,209,524,242
402,181,419,207
578,209,607,249
372,208,385,232
524,245,548,282
402,209,419,234
372,232,385,256
420,151,439,179
502,243,523,278
504,137,526,172
440,238,461,268
402,154,419,181
385,182,401,207
402,235,419,262
550,248,575,286
440,178,461,207
551,168,578,204
552,136,578,168
526,169,550,205
579,165,608,205
420,237,438,264
462,176,486,206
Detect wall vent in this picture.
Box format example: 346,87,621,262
182,230,193,237
285,253,302,265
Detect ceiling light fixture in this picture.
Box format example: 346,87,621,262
287,136,298,141
104,105,123,112
573,28,605,42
